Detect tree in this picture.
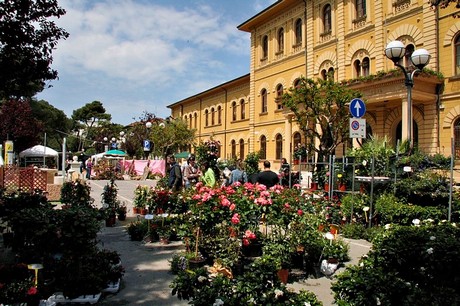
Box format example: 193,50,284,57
71,101,112,151
149,118,195,159
0,0,69,99
0,99,43,153
282,77,361,162
30,99,73,151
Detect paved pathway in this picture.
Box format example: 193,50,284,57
91,180,372,306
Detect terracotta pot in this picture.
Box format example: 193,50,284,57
293,159,300,165
277,269,289,284
324,183,330,192
339,183,346,191
140,208,148,215
133,207,140,214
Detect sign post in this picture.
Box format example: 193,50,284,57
349,98,366,139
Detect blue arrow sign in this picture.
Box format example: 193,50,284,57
349,98,366,118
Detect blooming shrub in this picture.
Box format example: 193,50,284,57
332,223,460,305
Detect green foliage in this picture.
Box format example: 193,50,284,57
282,77,362,159
127,220,148,241
60,179,94,206
243,151,260,176
347,135,395,177
30,99,72,150
340,223,367,239
321,239,350,262
375,193,445,225
0,0,69,99
101,179,120,215
149,117,195,158
332,223,460,305
340,193,370,224
393,170,451,207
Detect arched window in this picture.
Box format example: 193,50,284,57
455,35,460,75
293,132,301,149
261,89,268,113
276,84,284,110
231,140,236,159
232,101,237,121
205,109,209,127
217,106,222,124
404,44,415,69
356,0,366,18
189,114,192,129
323,4,331,33
260,135,267,159
353,57,370,78
262,35,268,59
239,139,245,161
295,18,302,45
211,107,215,126
362,57,370,76
240,99,245,120
293,79,301,89
455,118,460,159
194,112,198,128
275,134,283,160
278,28,284,53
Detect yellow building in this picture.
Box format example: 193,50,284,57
168,0,460,169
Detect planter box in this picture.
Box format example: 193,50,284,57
47,292,101,304
102,278,121,294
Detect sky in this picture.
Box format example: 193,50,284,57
36,0,277,126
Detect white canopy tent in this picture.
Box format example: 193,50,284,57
19,145,59,168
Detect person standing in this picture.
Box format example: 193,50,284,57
256,160,279,188
85,158,93,180
228,160,247,185
279,157,290,187
167,155,182,192
183,156,200,189
199,161,216,188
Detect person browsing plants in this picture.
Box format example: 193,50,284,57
167,155,182,192
199,160,216,188
183,156,199,189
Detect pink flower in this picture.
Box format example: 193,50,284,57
284,203,291,209
229,203,236,211
245,230,256,240
297,209,303,216
231,213,240,224
220,196,231,207
242,238,250,246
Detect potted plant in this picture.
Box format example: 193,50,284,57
132,185,150,214
101,179,119,227
116,203,127,221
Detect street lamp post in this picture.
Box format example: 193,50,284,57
103,137,109,152
145,122,152,160
385,40,431,149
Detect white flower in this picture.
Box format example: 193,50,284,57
198,276,207,283
274,289,283,299
213,298,224,306
427,247,434,254
384,224,391,230
412,219,420,226
363,206,369,212
430,236,436,241
248,298,255,304
425,218,434,224
376,297,381,305
304,303,311,306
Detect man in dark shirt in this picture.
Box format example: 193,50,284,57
167,155,182,192
256,160,279,188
